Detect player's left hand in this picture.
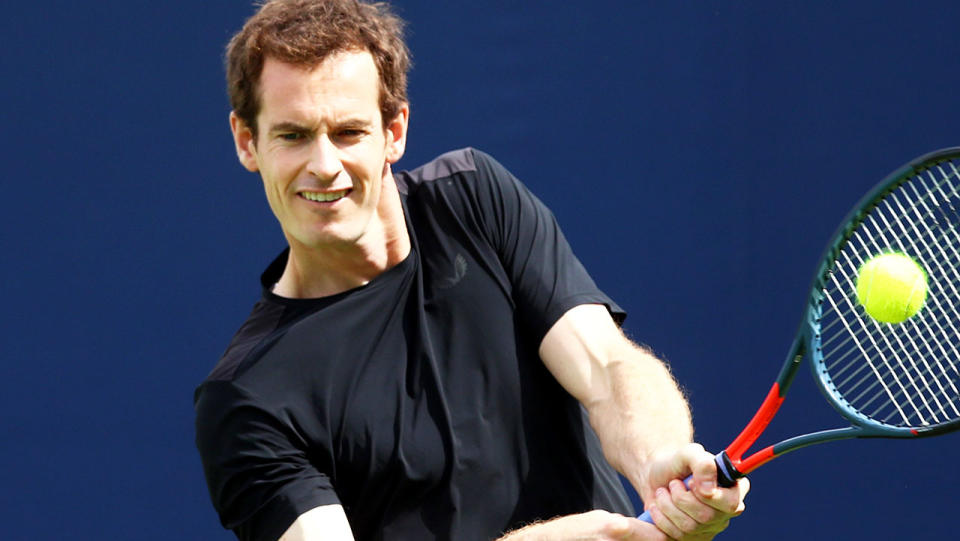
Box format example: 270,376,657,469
636,443,749,540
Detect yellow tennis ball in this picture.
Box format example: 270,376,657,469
855,253,928,323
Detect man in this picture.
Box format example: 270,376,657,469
194,1,749,540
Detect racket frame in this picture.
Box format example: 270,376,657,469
714,147,960,487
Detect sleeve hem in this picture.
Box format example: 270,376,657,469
536,293,627,346
239,483,342,541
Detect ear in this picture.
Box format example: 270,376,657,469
384,103,409,165
229,111,260,172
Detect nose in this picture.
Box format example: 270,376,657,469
306,134,343,182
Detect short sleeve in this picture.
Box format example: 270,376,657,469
470,149,626,342
194,380,340,541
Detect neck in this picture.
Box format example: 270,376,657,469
273,167,410,299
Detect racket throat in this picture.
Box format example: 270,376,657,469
714,446,776,487
719,382,788,480
726,383,786,456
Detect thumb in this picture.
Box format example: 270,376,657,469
682,444,718,498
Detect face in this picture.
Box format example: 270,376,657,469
230,51,408,253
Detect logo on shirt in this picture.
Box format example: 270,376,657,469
436,253,468,289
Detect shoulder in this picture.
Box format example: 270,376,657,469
396,147,518,195
397,147,478,191
397,149,533,229
198,296,289,390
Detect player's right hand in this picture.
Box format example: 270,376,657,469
637,443,749,540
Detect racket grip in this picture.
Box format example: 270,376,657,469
636,452,740,524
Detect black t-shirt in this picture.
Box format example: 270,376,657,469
194,149,633,541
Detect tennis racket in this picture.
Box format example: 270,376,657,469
639,147,960,523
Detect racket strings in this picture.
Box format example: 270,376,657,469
817,158,960,429
829,166,960,332
852,182,960,419
846,175,960,422
819,166,960,337
827,260,950,425
847,173,960,423
821,276,916,423
822,190,960,360
824,302,960,416
830,170,960,357
837,263,960,420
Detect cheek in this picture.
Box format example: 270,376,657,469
259,168,295,216
347,154,384,192
260,156,296,192
261,171,283,199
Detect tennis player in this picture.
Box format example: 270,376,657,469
194,1,749,540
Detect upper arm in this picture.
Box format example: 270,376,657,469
194,381,341,540
279,505,355,541
467,150,625,343
538,303,635,406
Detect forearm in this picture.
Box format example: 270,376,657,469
539,305,693,499
584,342,693,494
496,510,661,541
538,305,749,538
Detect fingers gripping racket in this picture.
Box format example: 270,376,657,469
639,147,960,523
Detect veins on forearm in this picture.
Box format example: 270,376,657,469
586,347,693,472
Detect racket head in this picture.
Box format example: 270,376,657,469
804,147,960,439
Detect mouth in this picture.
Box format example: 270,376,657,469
299,188,352,204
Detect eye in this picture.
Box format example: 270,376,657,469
338,129,366,139
279,132,304,142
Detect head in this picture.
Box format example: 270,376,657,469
226,0,411,140
225,0,412,257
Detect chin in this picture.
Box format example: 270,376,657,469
299,228,363,249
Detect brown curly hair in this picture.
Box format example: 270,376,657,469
226,0,411,138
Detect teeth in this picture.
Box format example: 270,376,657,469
302,189,349,202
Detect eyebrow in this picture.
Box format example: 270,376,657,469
267,118,374,134
268,121,311,134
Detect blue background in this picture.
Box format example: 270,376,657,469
4,1,959,539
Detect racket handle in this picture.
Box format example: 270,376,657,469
636,452,740,524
